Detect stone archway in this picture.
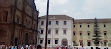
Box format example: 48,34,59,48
61,38,68,46
0,29,7,45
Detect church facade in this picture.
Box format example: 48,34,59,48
0,0,39,45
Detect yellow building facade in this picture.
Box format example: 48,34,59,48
73,18,111,47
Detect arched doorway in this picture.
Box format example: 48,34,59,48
25,33,28,45
0,29,7,45
61,38,68,46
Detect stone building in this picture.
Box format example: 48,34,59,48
0,0,39,46
73,18,111,47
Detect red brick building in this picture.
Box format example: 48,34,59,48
0,0,39,46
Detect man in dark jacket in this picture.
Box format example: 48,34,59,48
37,45,42,49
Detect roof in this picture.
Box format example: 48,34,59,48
74,18,111,23
39,15,73,20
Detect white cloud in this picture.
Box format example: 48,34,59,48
61,9,68,14
50,0,69,5
73,12,81,16
35,0,69,16
35,0,111,19
82,0,111,14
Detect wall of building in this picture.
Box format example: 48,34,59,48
38,19,73,47
73,22,111,46
0,0,39,45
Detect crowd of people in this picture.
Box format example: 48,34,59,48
0,45,109,49
0,45,41,49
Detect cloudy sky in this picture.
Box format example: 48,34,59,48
35,0,111,19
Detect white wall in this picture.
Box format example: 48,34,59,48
38,19,73,47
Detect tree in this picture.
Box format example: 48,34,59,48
92,18,102,46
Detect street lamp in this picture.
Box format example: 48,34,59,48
45,0,49,49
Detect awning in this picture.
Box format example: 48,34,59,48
73,31,75,33
104,40,108,42
79,31,82,33
104,31,107,33
87,31,90,33
87,40,91,42
79,40,83,42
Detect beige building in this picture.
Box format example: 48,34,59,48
73,18,111,47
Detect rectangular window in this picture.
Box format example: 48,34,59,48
104,33,106,36
5,11,8,22
55,30,58,34
41,30,43,34
3,11,8,22
17,18,19,24
104,24,106,27
73,33,75,36
41,21,44,25
104,42,107,46
88,33,90,36
56,21,59,25
88,25,89,28
40,40,43,44
63,30,66,34
49,21,51,25
64,21,67,25
48,30,51,34
74,25,75,28
73,41,75,46
80,42,83,45
48,40,50,44
80,25,82,28
73,31,75,36
80,33,82,36
55,40,58,44
88,42,90,46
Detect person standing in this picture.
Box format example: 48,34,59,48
80,46,84,49
37,45,42,49
59,46,61,49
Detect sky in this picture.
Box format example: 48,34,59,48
35,0,111,19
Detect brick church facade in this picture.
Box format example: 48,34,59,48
0,0,39,46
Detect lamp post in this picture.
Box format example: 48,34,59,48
45,0,49,49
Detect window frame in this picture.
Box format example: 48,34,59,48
48,30,51,34
55,40,58,44
80,33,82,36
104,42,107,46
104,33,106,36
41,21,44,25
88,25,89,28
88,33,90,36
41,30,43,34
64,21,67,25
56,21,59,25
63,30,66,34
48,40,50,44
73,33,75,36
74,25,75,28
55,30,58,34
49,21,51,25
80,25,82,28
104,24,106,27
40,39,43,44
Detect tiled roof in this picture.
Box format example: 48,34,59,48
74,18,111,23
39,15,73,20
